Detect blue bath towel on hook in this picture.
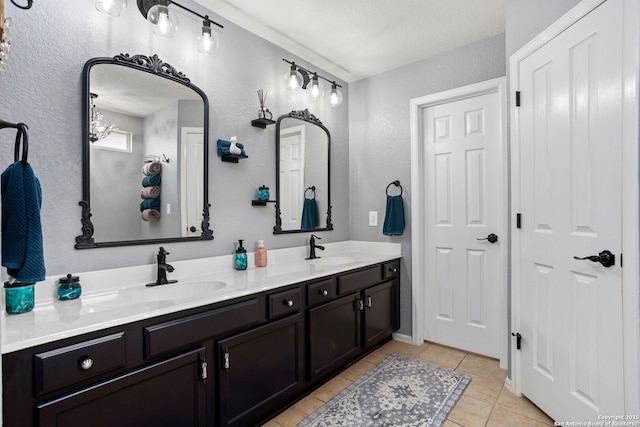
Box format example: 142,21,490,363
383,195,405,236
1,161,46,282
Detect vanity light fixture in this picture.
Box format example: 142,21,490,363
94,0,127,17
136,0,223,47
89,93,117,142
283,59,343,107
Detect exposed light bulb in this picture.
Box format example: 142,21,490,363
95,0,127,17
285,63,302,91
197,18,219,54
328,83,343,107
147,3,178,38
309,74,324,101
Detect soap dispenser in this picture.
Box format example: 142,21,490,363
235,240,247,270
255,240,267,267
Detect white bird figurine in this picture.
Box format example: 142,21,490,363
229,136,241,155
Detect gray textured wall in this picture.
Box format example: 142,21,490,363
0,1,349,276
348,34,507,337
506,0,582,59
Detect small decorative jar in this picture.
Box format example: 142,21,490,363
57,274,81,301
257,185,270,201
4,281,34,314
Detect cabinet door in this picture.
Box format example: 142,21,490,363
308,293,361,381
37,347,208,427
217,314,304,427
363,281,395,349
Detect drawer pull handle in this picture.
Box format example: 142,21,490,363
285,299,294,307
80,357,94,370
320,289,328,296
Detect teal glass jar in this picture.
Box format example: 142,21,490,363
4,281,35,314
57,274,81,301
257,185,270,201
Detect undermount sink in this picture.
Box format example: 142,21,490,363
308,256,357,266
129,280,227,302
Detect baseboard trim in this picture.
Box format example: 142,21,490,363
392,333,414,344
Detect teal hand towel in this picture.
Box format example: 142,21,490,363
1,161,46,282
142,174,161,187
216,139,246,156
383,195,405,236
301,198,319,230
140,198,161,212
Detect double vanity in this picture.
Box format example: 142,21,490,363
2,241,401,426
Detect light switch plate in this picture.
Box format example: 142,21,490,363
369,211,378,226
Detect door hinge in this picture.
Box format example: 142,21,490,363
200,355,208,383
222,350,230,370
516,213,522,229
515,91,521,107
511,332,522,350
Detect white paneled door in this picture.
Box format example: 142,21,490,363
513,0,626,420
279,125,306,229
422,83,505,359
181,127,204,237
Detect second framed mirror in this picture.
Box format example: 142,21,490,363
274,109,332,234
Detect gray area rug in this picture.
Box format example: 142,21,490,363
297,354,471,427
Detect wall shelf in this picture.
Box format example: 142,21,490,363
221,154,248,163
252,200,275,206
251,118,275,129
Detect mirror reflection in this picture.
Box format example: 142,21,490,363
274,110,332,234
76,54,213,249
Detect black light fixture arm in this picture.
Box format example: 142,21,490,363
137,0,223,29
282,59,342,89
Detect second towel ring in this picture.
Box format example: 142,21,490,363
386,180,402,196
305,186,316,199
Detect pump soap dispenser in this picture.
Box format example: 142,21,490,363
255,240,267,267
235,240,248,270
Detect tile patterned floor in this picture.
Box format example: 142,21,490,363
262,340,555,427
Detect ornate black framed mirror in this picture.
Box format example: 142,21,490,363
75,53,213,249
274,109,332,234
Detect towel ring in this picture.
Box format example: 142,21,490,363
386,180,402,196
0,120,28,168
304,186,316,199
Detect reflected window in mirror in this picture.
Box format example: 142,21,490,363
274,109,332,234
76,53,213,249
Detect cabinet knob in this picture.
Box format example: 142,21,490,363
389,267,398,273
320,289,328,296
285,299,294,307
80,357,94,370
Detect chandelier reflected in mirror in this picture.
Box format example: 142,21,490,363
89,93,117,142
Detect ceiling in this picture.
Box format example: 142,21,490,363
196,0,512,83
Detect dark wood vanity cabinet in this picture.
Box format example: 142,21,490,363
216,314,304,427
2,259,400,427
36,347,208,427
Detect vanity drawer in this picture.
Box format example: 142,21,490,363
144,298,260,359
34,332,126,396
338,266,381,295
268,288,301,319
383,260,400,280
307,278,336,307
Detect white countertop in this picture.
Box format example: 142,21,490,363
1,241,401,354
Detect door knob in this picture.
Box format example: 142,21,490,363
574,250,615,268
189,226,197,232
477,233,498,243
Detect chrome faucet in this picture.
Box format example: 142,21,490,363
306,234,325,260
146,247,178,287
